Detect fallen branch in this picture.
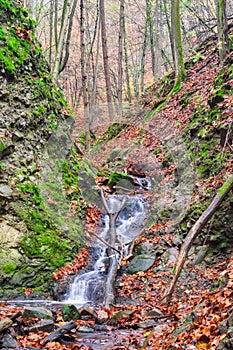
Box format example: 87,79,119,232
89,231,121,254
41,321,77,345
163,174,233,301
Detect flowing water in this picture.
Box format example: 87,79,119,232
66,194,147,306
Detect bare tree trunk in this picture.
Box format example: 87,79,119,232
163,0,175,65
147,0,156,77
80,0,90,151
99,0,114,121
100,190,126,307
163,175,233,301
49,0,53,67
140,0,149,93
123,3,132,103
59,0,78,73
216,0,228,61
170,0,185,83
51,0,71,81
117,0,124,111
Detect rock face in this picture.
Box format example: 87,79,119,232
0,1,83,297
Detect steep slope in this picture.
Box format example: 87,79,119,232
0,0,85,297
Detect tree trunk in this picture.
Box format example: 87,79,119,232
51,0,71,82
216,0,228,61
59,0,78,74
123,3,132,103
80,0,90,151
99,0,114,121
163,175,233,301
147,0,156,77
117,0,124,111
140,0,149,93
170,0,185,83
100,190,126,307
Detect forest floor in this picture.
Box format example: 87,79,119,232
1,29,233,350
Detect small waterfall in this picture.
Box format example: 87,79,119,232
66,194,147,306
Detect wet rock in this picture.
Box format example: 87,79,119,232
0,317,13,332
110,310,134,325
78,326,94,333
126,254,155,274
136,319,157,328
145,308,164,317
23,307,53,320
96,309,108,324
78,306,97,317
0,333,19,348
29,319,54,333
62,304,81,321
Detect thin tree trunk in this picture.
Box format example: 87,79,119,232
51,0,70,81
171,0,185,83
99,0,114,121
147,0,156,77
117,0,124,111
216,0,228,61
163,175,233,301
100,190,126,307
49,0,53,67
163,0,175,65
59,0,78,73
140,1,149,93
80,0,90,151
123,3,132,103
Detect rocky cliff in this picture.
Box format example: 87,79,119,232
0,0,84,297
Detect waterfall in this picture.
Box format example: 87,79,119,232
66,194,147,306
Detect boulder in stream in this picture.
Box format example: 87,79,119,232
126,254,155,274
23,307,53,320
62,304,81,321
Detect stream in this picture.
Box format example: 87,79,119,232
5,191,148,349
66,193,147,306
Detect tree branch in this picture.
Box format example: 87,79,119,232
163,174,233,302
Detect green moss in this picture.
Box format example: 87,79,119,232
0,140,4,152
1,261,16,274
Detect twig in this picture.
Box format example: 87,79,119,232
163,175,233,302
89,231,121,254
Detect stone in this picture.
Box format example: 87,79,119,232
0,317,13,332
0,222,23,247
136,319,157,328
96,310,108,324
110,310,134,325
126,254,155,274
78,326,94,333
29,319,54,333
0,184,12,198
62,304,81,321
145,308,164,317
0,333,19,348
23,307,53,320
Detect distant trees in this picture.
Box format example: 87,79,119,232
23,0,233,108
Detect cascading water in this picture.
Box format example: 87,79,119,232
66,194,147,306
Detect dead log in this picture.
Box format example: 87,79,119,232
40,321,77,345
100,189,127,307
163,175,233,301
